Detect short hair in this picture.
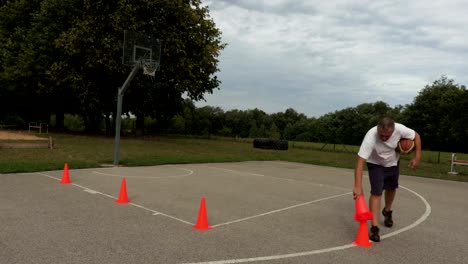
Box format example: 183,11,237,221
377,117,395,130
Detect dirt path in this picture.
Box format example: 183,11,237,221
0,130,47,140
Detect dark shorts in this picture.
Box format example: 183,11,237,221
367,162,399,195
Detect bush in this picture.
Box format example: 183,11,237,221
0,113,24,126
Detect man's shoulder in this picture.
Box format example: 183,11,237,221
367,126,378,133
394,123,416,138
395,123,412,131
362,126,377,143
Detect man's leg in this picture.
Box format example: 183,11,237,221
382,189,395,227
384,189,396,211
370,194,382,227
382,165,399,228
367,163,384,242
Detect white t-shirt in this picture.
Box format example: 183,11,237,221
358,123,415,167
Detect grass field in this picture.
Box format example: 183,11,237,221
0,131,467,182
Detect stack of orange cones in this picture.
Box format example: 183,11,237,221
353,194,373,247
354,194,373,222
115,178,130,204
193,197,212,230
60,163,71,184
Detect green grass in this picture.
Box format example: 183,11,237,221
0,132,467,182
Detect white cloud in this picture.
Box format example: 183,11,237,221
199,0,468,117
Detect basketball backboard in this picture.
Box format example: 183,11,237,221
122,30,161,66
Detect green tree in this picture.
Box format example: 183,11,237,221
191,106,224,135
249,120,258,138
402,76,467,152
311,101,397,145
218,126,232,137
1,0,225,133
350,101,396,145
0,0,44,122
53,0,132,132
120,0,226,135
270,108,306,139
268,123,281,139
168,114,185,134
283,117,314,141
29,0,83,128
224,109,251,137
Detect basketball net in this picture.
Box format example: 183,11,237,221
141,59,159,78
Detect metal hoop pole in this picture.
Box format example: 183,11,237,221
114,65,139,165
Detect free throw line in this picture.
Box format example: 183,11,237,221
213,192,351,227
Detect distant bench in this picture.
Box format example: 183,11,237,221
449,153,468,174
29,122,48,134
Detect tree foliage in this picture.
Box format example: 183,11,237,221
402,76,467,152
0,0,225,132
0,0,43,120
161,78,466,154
1,2,466,153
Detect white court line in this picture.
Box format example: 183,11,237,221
182,184,432,264
37,168,432,264
36,172,194,226
212,192,351,227
92,168,194,179
268,160,354,173
201,166,265,177
202,165,349,191
183,244,356,264
381,185,431,239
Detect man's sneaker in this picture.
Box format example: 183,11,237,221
382,208,393,227
369,226,380,242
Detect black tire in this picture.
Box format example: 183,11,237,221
253,138,288,150
272,139,288,150
253,138,273,149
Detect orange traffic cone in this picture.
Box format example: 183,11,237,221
193,197,211,230
60,163,71,184
115,178,130,204
353,221,372,247
354,194,373,222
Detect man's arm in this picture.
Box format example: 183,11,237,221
409,132,422,169
353,155,366,200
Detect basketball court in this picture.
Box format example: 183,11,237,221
1,161,467,263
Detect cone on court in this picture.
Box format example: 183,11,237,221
193,197,211,230
60,163,71,184
353,220,372,247
354,194,373,222
115,178,130,204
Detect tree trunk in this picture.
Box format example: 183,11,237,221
105,113,111,136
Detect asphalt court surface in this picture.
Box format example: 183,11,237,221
1,161,467,264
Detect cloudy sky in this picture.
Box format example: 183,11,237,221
196,0,468,118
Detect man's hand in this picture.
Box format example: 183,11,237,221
354,156,366,200
409,132,422,170
353,186,363,200
409,158,420,169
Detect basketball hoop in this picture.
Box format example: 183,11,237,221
140,59,159,77
122,30,161,78
116,31,161,165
